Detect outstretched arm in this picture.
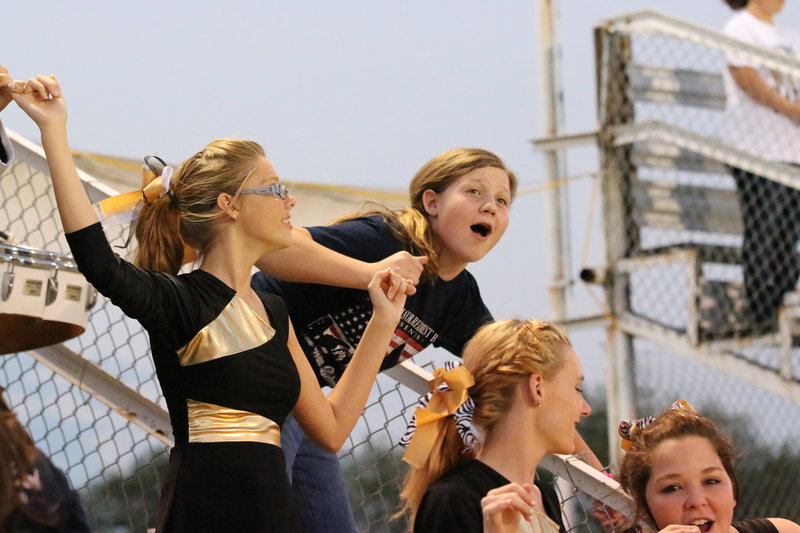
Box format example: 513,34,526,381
289,267,411,451
10,75,98,232
0,65,15,173
256,228,427,288
0,65,12,114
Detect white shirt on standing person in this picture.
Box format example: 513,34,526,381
723,8,800,163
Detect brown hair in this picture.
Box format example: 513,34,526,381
723,0,748,9
618,408,740,526
134,139,266,273
339,148,517,282
398,319,570,524
0,391,53,530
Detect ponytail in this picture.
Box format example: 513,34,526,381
131,138,266,273
389,209,439,283
397,320,570,525
133,195,184,274
396,419,475,526
333,207,440,283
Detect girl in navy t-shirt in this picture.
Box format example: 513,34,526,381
253,149,602,532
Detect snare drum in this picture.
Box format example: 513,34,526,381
0,243,96,354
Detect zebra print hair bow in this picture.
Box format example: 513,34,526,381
618,400,693,450
399,361,478,468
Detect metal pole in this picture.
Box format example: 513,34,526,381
596,26,638,465
539,4,579,518
606,325,636,467
539,0,569,320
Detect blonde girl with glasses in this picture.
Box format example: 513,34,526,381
10,74,414,533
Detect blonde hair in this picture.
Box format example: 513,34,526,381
134,139,266,273
398,319,570,524
339,148,517,282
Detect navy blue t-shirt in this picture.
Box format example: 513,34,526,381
251,215,493,387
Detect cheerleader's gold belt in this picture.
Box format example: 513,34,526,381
187,399,280,446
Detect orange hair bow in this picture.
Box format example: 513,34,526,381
95,156,173,226
399,362,476,469
95,156,198,265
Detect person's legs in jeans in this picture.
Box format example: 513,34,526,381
281,415,358,533
282,414,304,482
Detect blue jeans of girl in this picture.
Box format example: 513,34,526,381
282,415,358,533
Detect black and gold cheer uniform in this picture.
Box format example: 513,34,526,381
68,223,301,532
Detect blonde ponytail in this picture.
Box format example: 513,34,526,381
396,419,475,526
397,319,570,525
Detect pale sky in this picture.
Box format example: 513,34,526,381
5,1,800,384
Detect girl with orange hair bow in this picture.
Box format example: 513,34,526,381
398,319,592,533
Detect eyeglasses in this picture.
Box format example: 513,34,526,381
240,183,289,200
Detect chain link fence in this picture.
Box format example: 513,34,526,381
1,133,626,532
596,10,800,520
11,8,797,531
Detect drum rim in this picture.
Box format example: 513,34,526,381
0,244,78,270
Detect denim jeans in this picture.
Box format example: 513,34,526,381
282,415,358,533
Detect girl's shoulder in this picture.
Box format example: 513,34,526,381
734,518,800,533
310,213,399,253
320,213,393,235
768,518,800,533
723,10,764,40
